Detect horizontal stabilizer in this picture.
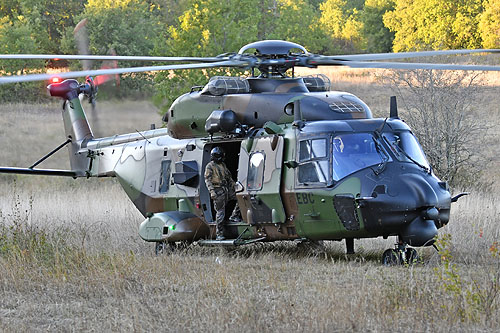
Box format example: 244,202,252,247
0,167,79,178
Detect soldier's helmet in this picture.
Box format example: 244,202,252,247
210,147,225,163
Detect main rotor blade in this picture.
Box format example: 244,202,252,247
317,49,500,62
0,54,228,62
0,60,249,84
335,60,500,71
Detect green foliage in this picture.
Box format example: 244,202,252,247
359,0,395,52
0,16,43,73
384,0,483,51
78,0,161,57
257,0,332,53
0,16,47,102
152,0,257,109
319,0,365,52
2,0,499,104
153,0,333,112
59,0,164,97
0,0,85,102
434,233,500,322
1,0,86,54
478,0,500,48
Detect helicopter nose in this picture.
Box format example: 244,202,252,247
398,173,439,207
396,173,451,246
361,169,451,246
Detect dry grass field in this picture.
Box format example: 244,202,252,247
1,72,499,331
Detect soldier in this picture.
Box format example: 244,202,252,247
204,147,241,240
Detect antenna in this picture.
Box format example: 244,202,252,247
390,96,399,118
135,129,151,143
292,99,304,129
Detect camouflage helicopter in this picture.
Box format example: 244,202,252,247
1,40,498,265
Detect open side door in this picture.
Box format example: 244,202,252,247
237,135,286,224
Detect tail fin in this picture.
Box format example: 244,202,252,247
48,79,94,173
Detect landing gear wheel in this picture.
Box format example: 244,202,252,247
404,248,419,265
155,241,174,255
382,249,400,266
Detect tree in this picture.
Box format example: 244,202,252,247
152,0,260,109
154,0,332,111
61,0,163,96
1,0,86,54
359,0,395,53
382,70,491,189
478,0,500,48
74,0,161,57
257,0,332,54
319,0,366,52
383,0,483,51
0,16,46,102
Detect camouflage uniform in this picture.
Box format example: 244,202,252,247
204,160,241,239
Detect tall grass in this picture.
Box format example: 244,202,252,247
1,175,499,331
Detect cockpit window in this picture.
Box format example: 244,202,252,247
298,138,329,184
383,132,430,170
299,138,327,161
332,133,390,181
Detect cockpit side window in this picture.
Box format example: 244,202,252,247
298,138,329,185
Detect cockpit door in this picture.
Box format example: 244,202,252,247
237,135,286,224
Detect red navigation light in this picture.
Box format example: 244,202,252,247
51,77,62,84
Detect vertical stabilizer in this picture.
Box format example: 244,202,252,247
48,79,94,173
62,97,93,172
62,96,93,142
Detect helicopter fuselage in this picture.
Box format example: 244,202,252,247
11,76,450,252
84,104,450,247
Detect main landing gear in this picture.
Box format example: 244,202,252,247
155,240,192,255
381,238,419,266
155,241,175,255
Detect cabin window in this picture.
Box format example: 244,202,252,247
247,151,265,191
298,138,329,184
159,160,171,193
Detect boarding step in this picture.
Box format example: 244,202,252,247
198,237,266,247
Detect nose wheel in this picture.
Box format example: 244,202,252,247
381,239,419,266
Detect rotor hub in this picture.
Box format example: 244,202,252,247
238,40,310,78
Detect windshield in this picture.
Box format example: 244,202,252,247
332,133,390,181
383,132,430,170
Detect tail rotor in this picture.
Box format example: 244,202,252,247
73,19,120,135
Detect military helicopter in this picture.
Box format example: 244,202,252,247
1,40,498,265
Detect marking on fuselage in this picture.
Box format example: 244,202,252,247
296,193,315,205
